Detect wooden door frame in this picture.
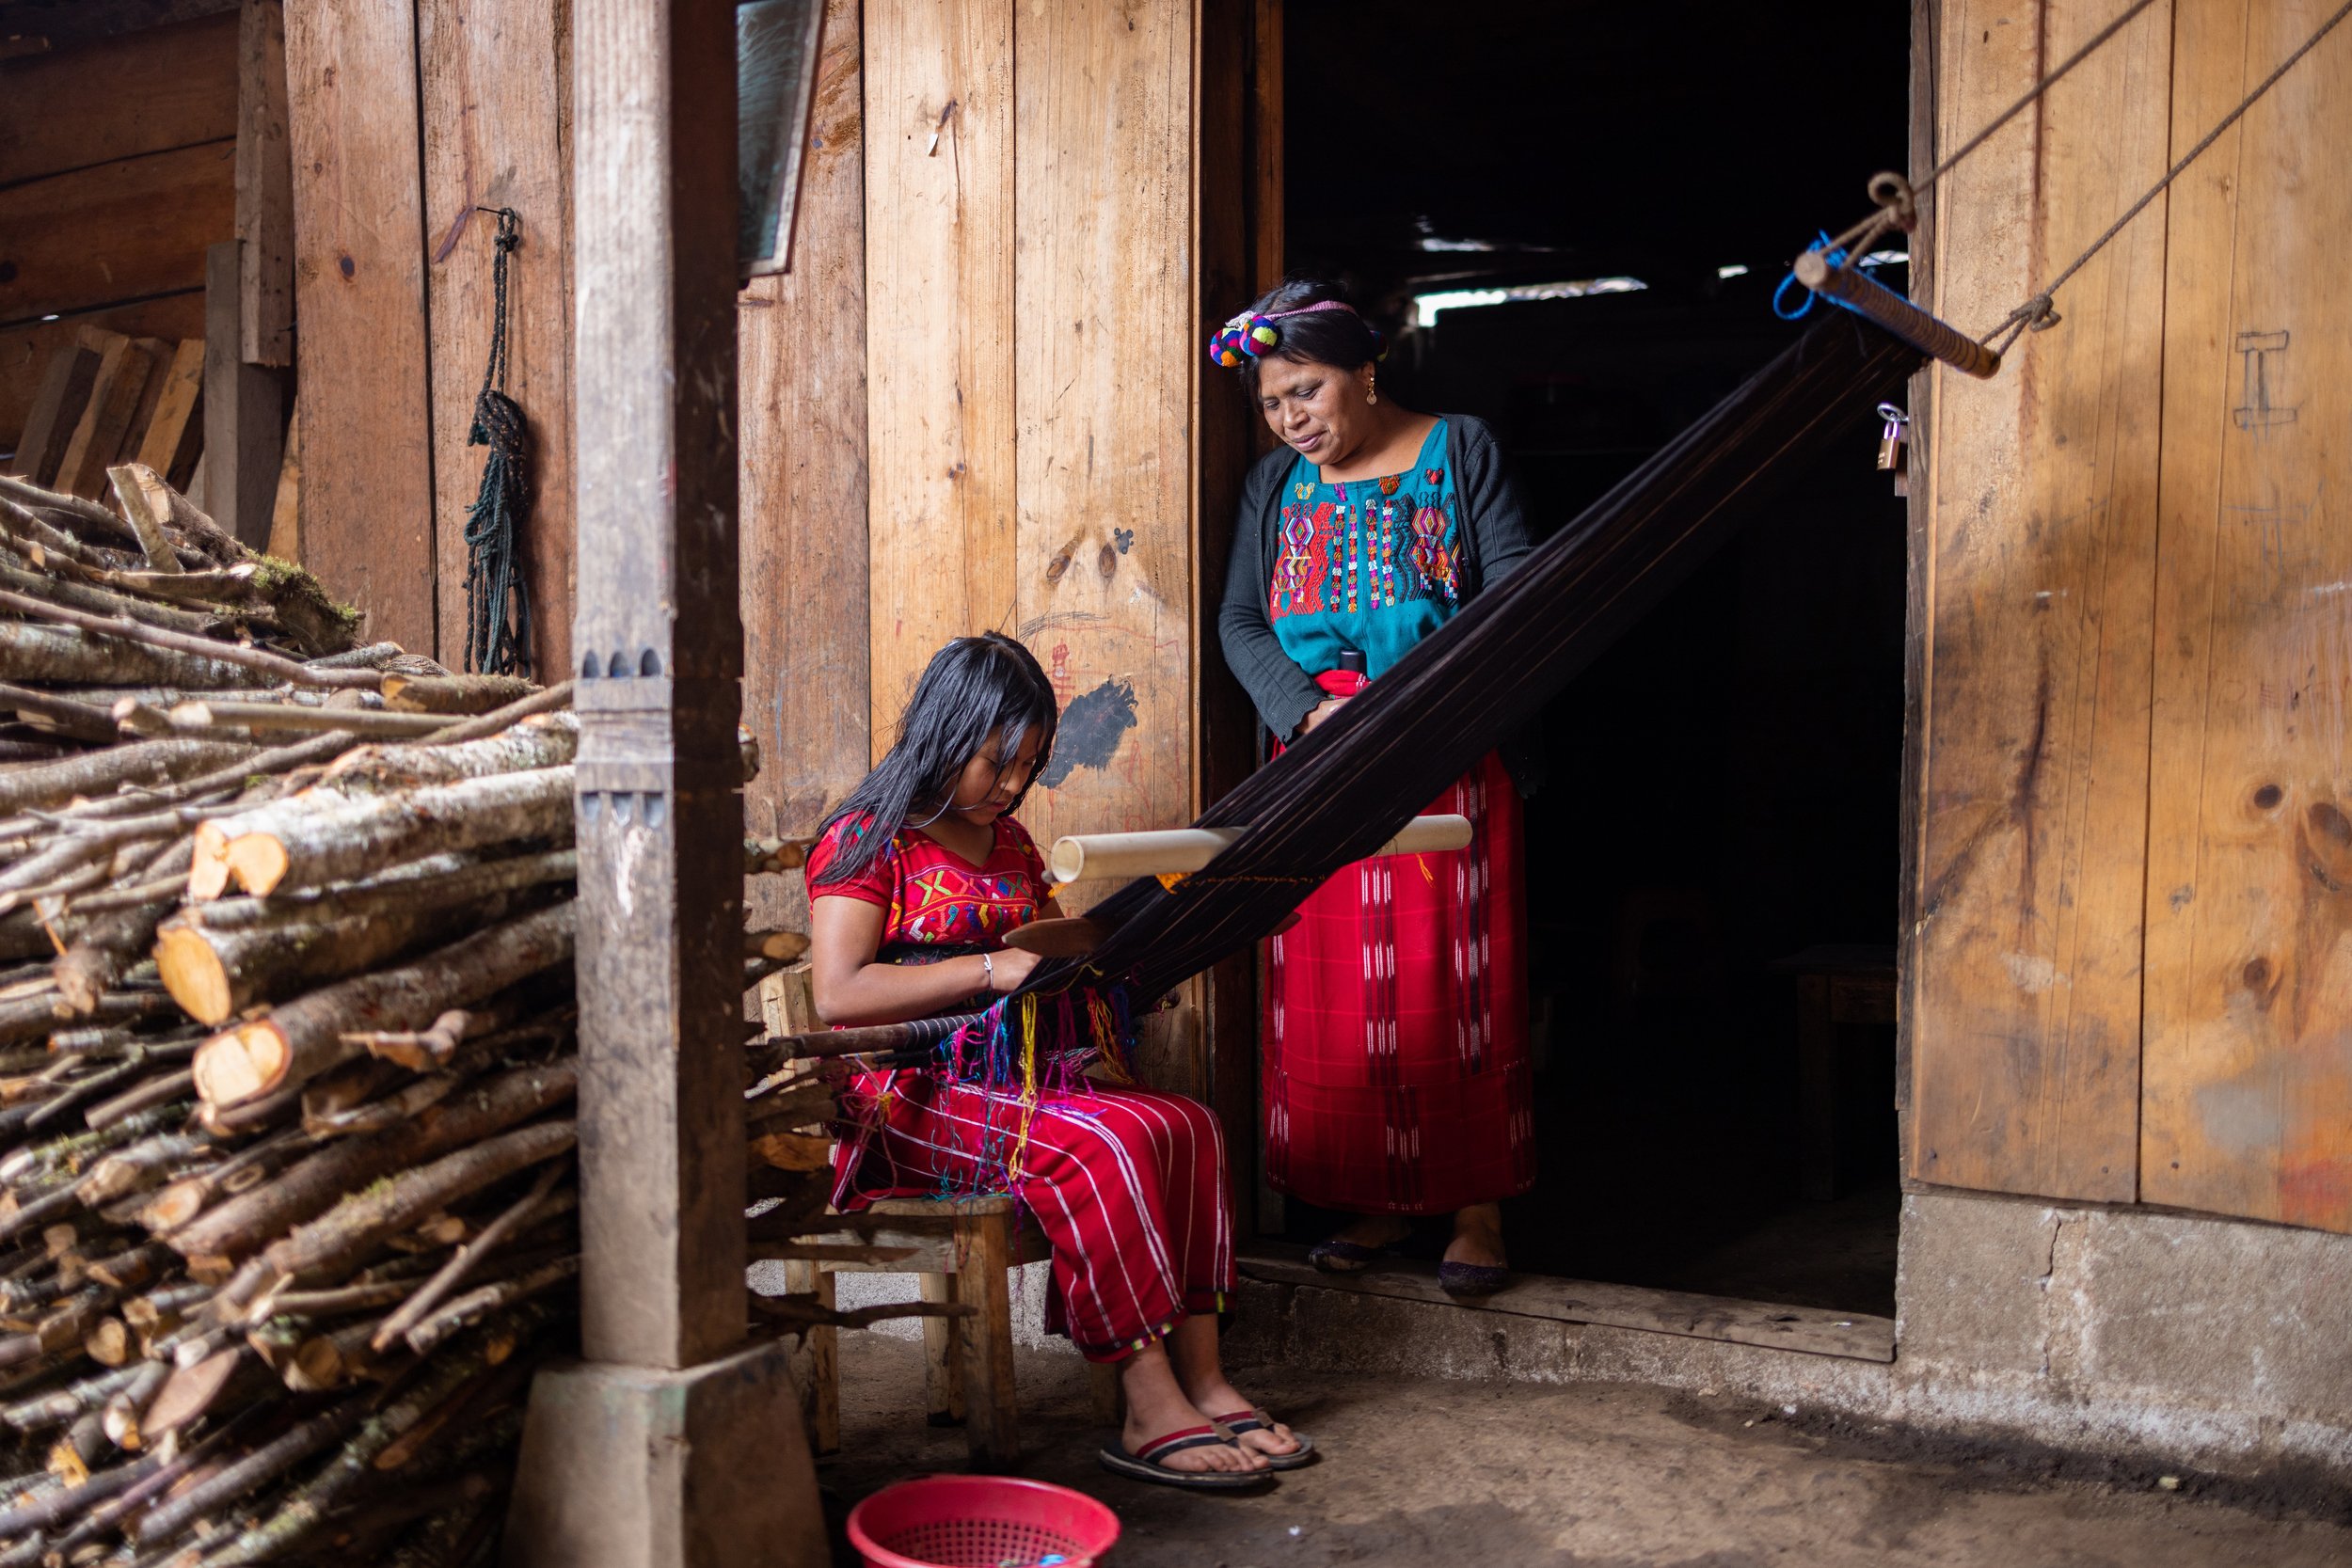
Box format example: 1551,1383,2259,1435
1195,0,1282,1229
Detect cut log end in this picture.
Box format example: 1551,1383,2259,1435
155,923,235,1025
224,833,291,897
192,1018,292,1109
187,821,235,902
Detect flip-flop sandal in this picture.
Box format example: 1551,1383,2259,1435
1211,1408,1317,1470
1097,1425,1270,1490
1306,1238,1388,1273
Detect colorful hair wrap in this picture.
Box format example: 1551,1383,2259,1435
1208,298,1385,367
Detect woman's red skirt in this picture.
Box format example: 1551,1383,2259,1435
1263,747,1534,1214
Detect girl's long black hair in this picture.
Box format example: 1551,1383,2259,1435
811,632,1059,886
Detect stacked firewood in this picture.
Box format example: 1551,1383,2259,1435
0,467,859,1564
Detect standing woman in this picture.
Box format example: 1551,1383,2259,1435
1214,279,1535,1295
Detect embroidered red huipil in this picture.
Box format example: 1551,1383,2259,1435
807,815,1235,1361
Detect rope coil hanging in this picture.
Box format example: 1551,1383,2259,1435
463,207,533,679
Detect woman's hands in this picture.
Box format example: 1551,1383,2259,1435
1300,696,1349,734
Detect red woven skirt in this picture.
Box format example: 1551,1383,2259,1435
1263,746,1534,1214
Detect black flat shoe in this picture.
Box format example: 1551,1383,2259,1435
1438,1259,1511,1298
1306,1237,1388,1273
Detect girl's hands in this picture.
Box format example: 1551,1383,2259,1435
988,946,1042,993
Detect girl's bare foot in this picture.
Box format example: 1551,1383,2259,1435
1165,1312,1301,1460
1116,1342,1265,1475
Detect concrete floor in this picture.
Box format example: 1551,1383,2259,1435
819,1332,2352,1567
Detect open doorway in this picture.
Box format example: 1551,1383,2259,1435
1265,0,1914,1318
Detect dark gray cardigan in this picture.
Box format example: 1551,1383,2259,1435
1216,412,1536,754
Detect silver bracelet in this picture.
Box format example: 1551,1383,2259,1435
981,951,994,990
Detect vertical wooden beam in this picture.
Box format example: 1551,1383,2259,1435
862,0,1016,744
1196,0,1263,1217
419,0,577,679
235,0,294,369
570,0,746,1372
1012,0,1193,883
741,0,868,933
2140,0,2352,1233
1249,0,1282,293
201,242,286,549
1907,0,2169,1203
285,0,436,650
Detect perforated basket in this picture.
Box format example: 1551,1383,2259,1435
845,1475,1120,1568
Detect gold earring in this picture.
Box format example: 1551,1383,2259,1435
1366,377,1379,405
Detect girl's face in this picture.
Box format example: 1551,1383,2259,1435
948,723,1044,824
1257,356,1376,467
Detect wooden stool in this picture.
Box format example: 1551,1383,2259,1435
788,1195,1120,1467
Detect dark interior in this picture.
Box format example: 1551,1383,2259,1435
1274,0,1912,1316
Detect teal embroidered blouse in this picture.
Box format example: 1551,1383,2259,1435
1266,419,1463,680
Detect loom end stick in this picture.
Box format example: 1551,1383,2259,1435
1006,916,1112,958
1793,251,2000,378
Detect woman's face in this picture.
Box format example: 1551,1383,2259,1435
1257,356,1376,466
948,723,1044,825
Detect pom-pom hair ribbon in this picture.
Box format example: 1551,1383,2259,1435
1207,297,1385,368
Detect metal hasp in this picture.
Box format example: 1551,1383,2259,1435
1793,250,2002,379
505,1,823,1562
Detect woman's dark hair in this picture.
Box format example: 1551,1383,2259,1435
1218,277,1384,383
811,632,1058,885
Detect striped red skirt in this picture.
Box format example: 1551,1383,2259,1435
831,1075,1234,1362
1263,748,1534,1214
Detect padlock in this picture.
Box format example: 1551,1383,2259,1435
1876,403,1909,472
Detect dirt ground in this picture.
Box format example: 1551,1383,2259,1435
818,1332,2352,1568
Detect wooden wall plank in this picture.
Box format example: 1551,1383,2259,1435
0,12,237,185
0,293,205,449
862,0,1016,746
135,335,207,488
1011,0,1194,903
285,0,437,652
741,0,868,931
7,339,99,483
1906,0,2170,1202
235,0,294,368
2140,0,2352,1233
419,0,575,678
201,240,284,547
0,142,235,324
56,329,159,499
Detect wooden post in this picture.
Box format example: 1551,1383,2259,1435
235,0,295,369
506,2,824,1563
955,1202,1018,1468
201,242,286,549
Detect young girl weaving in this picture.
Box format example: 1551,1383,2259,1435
805,633,1309,1488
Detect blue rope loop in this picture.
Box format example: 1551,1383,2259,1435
1773,231,1870,323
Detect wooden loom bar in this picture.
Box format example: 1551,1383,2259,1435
1793,251,2002,378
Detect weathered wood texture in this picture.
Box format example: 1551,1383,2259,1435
1906,0,2170,1204
861,0,1016,745
572,0,749,1370
284,0,436,651
740,0,868,932
2138,0,2352,1233
202,241,285,549
1009,0,1193,923
1,295,205,455
419,0,576,680
0,11,236,184
1196,0,1263,1214
235,0,294,368
0,142,235,325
